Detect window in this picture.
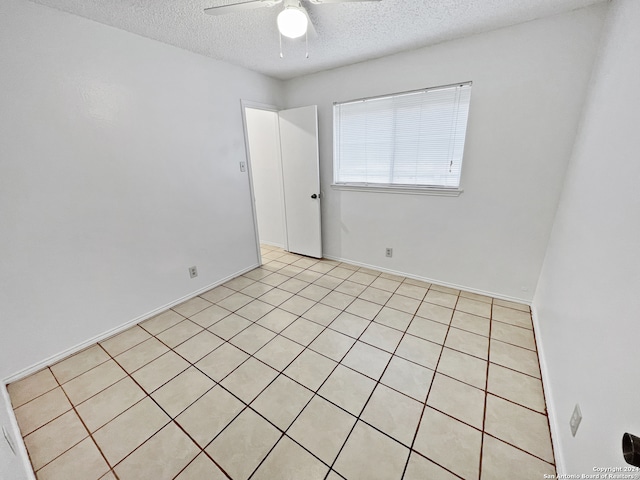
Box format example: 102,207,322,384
333,82,472,194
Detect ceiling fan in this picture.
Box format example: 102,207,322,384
204,0,382,48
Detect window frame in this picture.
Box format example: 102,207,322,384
331,81,472,196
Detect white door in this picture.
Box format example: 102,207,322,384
278,105,322,258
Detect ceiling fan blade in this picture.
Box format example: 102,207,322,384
307,0,381,3
204,0,282,16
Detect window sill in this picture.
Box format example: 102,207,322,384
330,184,463,197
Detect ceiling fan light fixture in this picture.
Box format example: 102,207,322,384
277,6,308,39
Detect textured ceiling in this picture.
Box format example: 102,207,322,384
29,0,604,79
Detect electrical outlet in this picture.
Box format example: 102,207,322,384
570,404,582,437
239,161,246,172
385,248,393,258
188,266,198,279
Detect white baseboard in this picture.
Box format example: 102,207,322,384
1,384,36,480
259,240,286,249
531,304,564,474
323,254,531,305
2,264,259,385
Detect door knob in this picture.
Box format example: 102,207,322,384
311,194,318,199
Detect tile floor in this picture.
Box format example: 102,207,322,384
7,244,556,480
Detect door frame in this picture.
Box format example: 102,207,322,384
239,99,289,264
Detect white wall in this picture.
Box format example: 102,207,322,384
284,5,607,301
245,108,286,248
0,0,282,383
533,0,640,473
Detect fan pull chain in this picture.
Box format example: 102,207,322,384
305,29,309,59
279,32,284,58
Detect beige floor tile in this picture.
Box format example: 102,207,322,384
309,261,337,274
281,318,324,346
491,305,532,329
174,330,224,363
361,384,422,446
309,329,356,361
229,323,276,354
289,396,356,464
329,312,371,338
156,319,203,349
175,453,227,480
427,374,485,429
188,305,231,328
115,337,169,373
445,327,489,359
195,343,249,382
221,357,278,403
151,367,215,417
172,296,213,317
320,291,356,310
8,369,58,409
395,335,442,370
416,302,454,324
259,287,294,307
404,452,459,480
386,294,421,314
200,285,235,303
314,274,344,290
61,360,127,405
279,294,315,315
370,277,401,292
50,346,110,385
284,349,337,391
132,351,190,393
342,341,392,380
261,271,290,286
459,290,493,304
279,278,310,294
14,387,71,435
256,308,299,333
100,326,151,357
293,257,318,269
327,266,355,279
235,299,275,322
414,407,481,480
430,284,460,295
381,356,434,402
244,268,274,281
360,322,403,353
279,264,305,277
395,283,428,301
404,278,432,288
489,339,541,378
346,299,383,320
484,394,554,462
100,471,117,480
380,271,405,282
318,364,376,416
493,298,530,312
25,410,87,471
217,292,254,312
140,310,185,335
76,377,146,432
114,422,199,480
487,363,546,413
175,385,244,448
254,335,305,371
253,436,328,480
359,286,394,305
302,303,342,326
223,276,256,291
326,471,344,480
335,280,367,297
491,321,536,350
296,270,323,283
456,297,492,318
93,397,169,466
251,375,313,430
334,421,409,480
424,290,458,309
481,434,556,480
407,317,448,345
348,271,377,286
207,313,252,340
205,409,280,480
298,284,331,302
436,347,487,389
36,438,109,480
239,281,274,299
373,307,413,331
451,310,490,337
338,262,359,271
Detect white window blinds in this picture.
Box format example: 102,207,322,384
333,82,472,189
